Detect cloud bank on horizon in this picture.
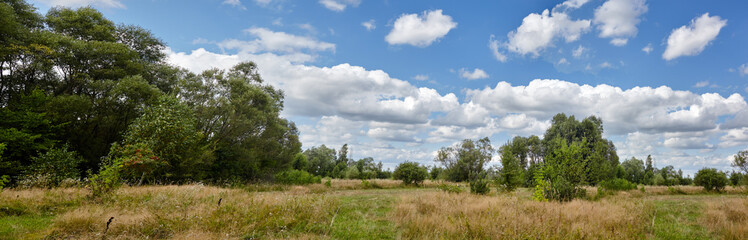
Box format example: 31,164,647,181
30,0,748,175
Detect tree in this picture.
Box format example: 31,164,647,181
435,137,493,182
733,150,748,174
291,153,308,171
116,95,202,181
393,162,428,186
303,145,336,177
644,155,655,185
694,168,728,192
619,157,645,184
497,148,522,191
24,144,83,187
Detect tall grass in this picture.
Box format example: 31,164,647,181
45,185,339,239
392,191,651,239
703,197,748,240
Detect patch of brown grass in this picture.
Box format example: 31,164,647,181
0,187,88,216
45,184,338,239
702,197,748,240
392,191,651,239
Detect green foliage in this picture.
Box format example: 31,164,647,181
291,152,309,171
469,178,490,195
108,142,165,184
598,178,637,191
24,144,83,187
303,145,337,177
728,171,745,186
429,167,443,180
120,95,202,180
693,168,728,192
88,158,123,198
274,169,321,185
344,167,360,179
324,177,332,187
435,137,493,182
733,150,748,174
496,147,522,192
393,162,428,186
621,157,645,184
437,183,463,194
0,144,7,190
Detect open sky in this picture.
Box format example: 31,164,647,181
31,0,748,175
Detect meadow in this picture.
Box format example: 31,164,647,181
1,180,746,240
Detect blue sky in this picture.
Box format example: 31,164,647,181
31,0,748,175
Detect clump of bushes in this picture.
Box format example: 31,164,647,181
274,169,321,185
438,183,463,194
694,168,728,192
393,162,428,186
22,145,84,188
470,178,490,195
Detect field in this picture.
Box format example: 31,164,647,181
1,180,746,240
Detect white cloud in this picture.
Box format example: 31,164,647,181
642,43,653,54
558,58,569,65
466,79,747,135
488,35,507,62
319,0,360,12
272,18,283,26
593,0,648,46
36,0,125,8
413,74,429,81
719,127,748,148
362,19,376,31
218,27,335,54
505,8,590,56
164,47,242,74
663,13,727,61
385,10,457,47
694,81,709,88
459,68,489,80
298,23,316,33
739,63,748,76
222,0,246,10
556,0,590,10
572,45,586,58
599,61,613,68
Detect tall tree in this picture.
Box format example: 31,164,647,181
435,137,493,182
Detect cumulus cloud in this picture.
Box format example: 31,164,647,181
413,74,429,81
572,45,586,58
488,35,507,62
663,13,727,61
319,0,360,12
362,19,376,31
642,43,653,54
385,10,457,47
459,68,489,80
36,0,125,8
739,63,748,76
222,0,246,10
504,8,590,56
466,80,747,135
218,27,335,54
593,0,648,46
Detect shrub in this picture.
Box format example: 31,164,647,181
109,142,166,185
89,158,124,198
438,183,463,194
344,167,360,179
360,179,381,189
469,178,490,195
538,176,586,202
599,178,637,191
24,145,84,188
0,175,8,191
496,149,522,192
393,162,428,186
694,168,728,192
274,169,321,185
324,177,332,187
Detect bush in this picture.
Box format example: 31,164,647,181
537,176,586,202
274,170,321,185
393,162,428,186
469,178,490,195
598,178,637,191
438,183,463,194
24,145,84,188
694,168,728,192
344,167,360,179
89,158,124,198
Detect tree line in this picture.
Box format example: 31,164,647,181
0,0,304,187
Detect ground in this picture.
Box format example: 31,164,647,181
0,180,746,239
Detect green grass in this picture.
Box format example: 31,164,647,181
651,198,712,239
0,215,54,240
328,191,399,239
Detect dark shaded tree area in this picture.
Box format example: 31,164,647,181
0,0,301,184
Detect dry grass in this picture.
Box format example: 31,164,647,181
44,185,339,239
702,197,748,240
637,186,746,195
0,187,88,216
392,190,651,239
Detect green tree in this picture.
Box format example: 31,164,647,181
694,168,728,192
24,144,83,187
291,152,309,171
303,145,337,177
733,150,748,174
435,137,493,182
497,147,522,191
621,157,645,184
393,161,428,186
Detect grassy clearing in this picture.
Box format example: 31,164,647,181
0,184,745,239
